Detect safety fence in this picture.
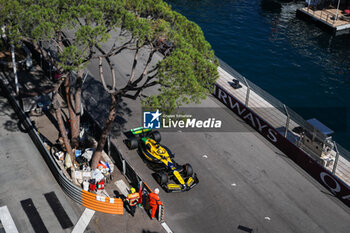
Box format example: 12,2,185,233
304,6,337,24
215,58,350,208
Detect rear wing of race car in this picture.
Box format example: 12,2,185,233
130,127,152,135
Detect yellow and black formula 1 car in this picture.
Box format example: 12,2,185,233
126,127,198,192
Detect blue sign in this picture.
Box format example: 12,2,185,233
143,110,162,129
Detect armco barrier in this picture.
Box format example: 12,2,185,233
0,75,124,214
213,83,350,208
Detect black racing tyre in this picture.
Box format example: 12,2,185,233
184,163,193,177
157,172,168,185
127,137,138,150
150,131,161,143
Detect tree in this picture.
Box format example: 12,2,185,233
0,0,112,182
89,0,219,168
0,0,218,172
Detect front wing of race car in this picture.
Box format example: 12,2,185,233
162,173,199,193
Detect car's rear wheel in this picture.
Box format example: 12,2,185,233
184,163,193,177
126,137,138,150
150,131,161,143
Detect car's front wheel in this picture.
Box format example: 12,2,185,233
126,137,138,150
183,163,193,177
156,171,168,185
150,131,161,143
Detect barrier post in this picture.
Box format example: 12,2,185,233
107,135,110,157
244,77,250,107
332,142,340,175
283,104,290,138
122,159,126,175
11,45,19,97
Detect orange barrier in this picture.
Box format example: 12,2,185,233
82,190,123,215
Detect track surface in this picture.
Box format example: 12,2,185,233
79,36,350,233
0,94,79,233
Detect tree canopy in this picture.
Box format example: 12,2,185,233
0,0,219,170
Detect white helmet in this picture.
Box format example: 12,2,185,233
154,188,160,194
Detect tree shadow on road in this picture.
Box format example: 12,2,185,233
82,75,132,138
0,96,21,132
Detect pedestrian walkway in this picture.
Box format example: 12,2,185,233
0,206,19,233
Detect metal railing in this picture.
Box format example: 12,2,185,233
218,57,350,186
305,4,339,25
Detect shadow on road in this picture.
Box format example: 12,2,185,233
82,75,132,137
0,94,22,132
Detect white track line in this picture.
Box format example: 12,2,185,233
161,222,173,233
71,208,95,233
0,206,19,233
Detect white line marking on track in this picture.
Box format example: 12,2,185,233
0,206,19,233
71,208,95,233
161,222,173,233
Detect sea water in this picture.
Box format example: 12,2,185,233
166,0,350,150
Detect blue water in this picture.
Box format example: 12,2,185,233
166,0,350,150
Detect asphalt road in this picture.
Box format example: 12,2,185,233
61,30,350,232
0,93,81,233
